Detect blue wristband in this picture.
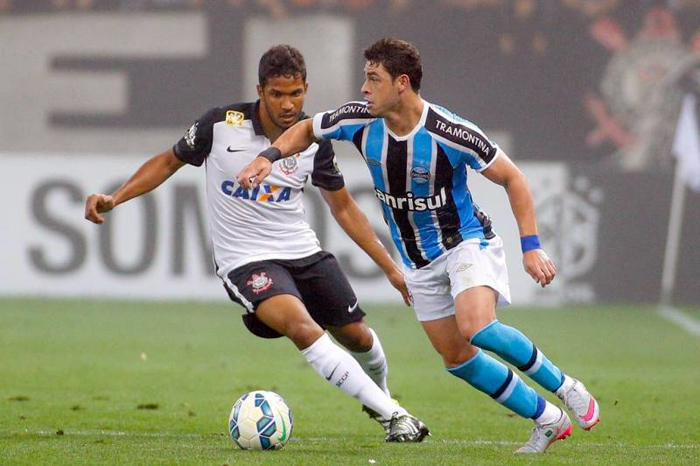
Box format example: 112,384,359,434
520,235,541,253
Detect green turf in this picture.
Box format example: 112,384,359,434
1,298,698,465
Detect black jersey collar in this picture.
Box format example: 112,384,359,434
252,100,309,138
251,100,266,136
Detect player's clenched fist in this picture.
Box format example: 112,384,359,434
237,157,272,189
84,193,115,224
522,249,557,288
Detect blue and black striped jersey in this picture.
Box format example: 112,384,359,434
312,100,497,269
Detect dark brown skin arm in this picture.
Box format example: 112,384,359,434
84,148,185,224
321,187,412,306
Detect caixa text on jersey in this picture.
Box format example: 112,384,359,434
221,180,292,203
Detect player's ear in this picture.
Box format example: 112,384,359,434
397,74,410,93
256,84,264,99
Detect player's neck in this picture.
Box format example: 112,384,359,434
257,101,285,142
382,93,423,137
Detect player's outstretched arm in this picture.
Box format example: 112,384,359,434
84,149,185,224
237,119,316,189
321,187,412,306
480,149,556,288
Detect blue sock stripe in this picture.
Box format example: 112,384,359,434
532,395,546,420
447,351,539,419
470,320,565,394
523,349,543,376
491,369,513,400
530,355,564,392
517,347,539,372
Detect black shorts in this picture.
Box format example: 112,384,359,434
223,251,366,338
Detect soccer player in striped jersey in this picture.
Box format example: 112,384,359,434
84,44,428,443
238,38,600,454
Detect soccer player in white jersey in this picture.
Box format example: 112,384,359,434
84,45,429,443
238,38,600,454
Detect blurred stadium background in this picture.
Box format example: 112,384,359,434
1,1,699,464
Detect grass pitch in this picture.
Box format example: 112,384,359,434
1,298,699,465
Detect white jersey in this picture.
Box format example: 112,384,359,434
173,101,344,279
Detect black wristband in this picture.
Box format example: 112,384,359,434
258,147,282,163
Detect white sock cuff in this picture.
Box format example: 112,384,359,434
350,328,380,359
301,333,332,362
556,374,574,396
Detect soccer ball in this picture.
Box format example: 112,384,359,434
228,390,293,451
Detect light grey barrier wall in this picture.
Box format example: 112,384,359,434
5,153,695,304
0,153,589,305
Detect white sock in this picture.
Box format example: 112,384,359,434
349,328,391,397
534,400,562,425
555,375,575,396
302,333,406,419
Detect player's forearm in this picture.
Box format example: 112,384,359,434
272,120,317,157
331,203,398,275
112,151,184,206
503,173,538,237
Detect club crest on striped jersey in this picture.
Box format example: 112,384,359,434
410,166,430,184
247,272,273,294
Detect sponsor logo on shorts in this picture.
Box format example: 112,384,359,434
247,272,273,294
456,263,473,272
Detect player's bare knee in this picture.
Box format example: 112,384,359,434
287,321,325,350
455,307,497,340
329,321,372,353
441,342,478,368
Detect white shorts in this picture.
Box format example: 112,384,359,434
403,236,512,322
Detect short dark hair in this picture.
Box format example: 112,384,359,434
258,45,307,87
363,38,422,92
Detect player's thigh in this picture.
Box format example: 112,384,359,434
293,252,367,330
255,294,324,349
420,315,478,368
224,260,323,348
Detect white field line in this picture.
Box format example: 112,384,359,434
659,306,700,338
6,430,698,450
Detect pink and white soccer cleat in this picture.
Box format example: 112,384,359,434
515,408,572,454
556,377,600,430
